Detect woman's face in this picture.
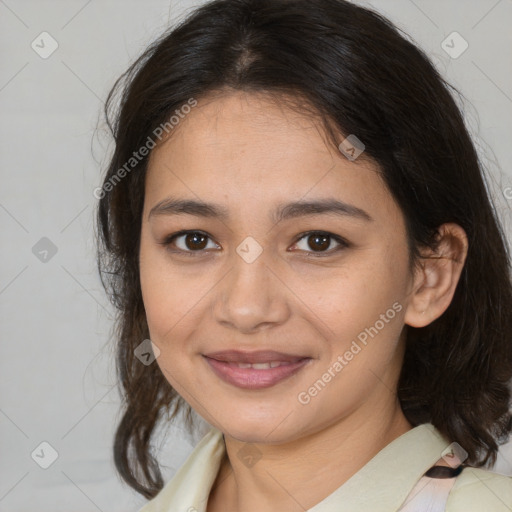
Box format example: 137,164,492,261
139,91,418,443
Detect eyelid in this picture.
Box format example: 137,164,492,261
159,229,349,256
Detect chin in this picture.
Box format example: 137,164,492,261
218,415,302,445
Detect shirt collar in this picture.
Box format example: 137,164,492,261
309,423,451,511
141,423,451,512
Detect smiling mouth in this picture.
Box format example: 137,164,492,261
202,352,312,389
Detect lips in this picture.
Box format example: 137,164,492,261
203,350,312,389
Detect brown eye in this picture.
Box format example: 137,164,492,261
307,233,331,251
161,230,219,254
291,231,348,255
183,232,208,250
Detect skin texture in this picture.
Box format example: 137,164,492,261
139,90,468,511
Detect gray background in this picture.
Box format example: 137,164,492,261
1,0,511,510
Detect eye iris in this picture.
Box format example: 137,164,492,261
308,234,330,251
179,233,335,252
185,233,208,250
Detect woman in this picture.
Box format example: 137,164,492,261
96,0,512,510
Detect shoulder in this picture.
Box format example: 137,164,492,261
446,466,512,512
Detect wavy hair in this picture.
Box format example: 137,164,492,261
95,0,512,499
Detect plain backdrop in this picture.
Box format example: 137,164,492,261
1,0,511,510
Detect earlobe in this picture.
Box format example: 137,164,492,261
404,223,468,328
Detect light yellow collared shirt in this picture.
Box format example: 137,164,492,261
138,423,512,512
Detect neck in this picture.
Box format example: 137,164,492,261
208,398,413,512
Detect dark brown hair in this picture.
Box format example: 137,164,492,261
96,0,512,499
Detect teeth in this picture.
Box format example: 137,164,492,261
235,361,288,369
252,362,272,369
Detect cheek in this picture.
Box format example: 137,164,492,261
139,238,184,339
139,242,214,357
297,262,408,378
298,260,403,328
141,270,201,345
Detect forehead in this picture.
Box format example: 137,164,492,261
150,91,338,168
144,91,399,225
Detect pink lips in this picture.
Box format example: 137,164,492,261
203,350,312,389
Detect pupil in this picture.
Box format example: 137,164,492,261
186,233,207,250
183,233,331,252
309,234,330,251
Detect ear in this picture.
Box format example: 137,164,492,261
404,223,468,328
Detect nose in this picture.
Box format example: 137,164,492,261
213,249,290,334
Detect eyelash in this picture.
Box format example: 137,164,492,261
159,230,349,258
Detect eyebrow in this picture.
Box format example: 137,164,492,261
148,197,373,223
